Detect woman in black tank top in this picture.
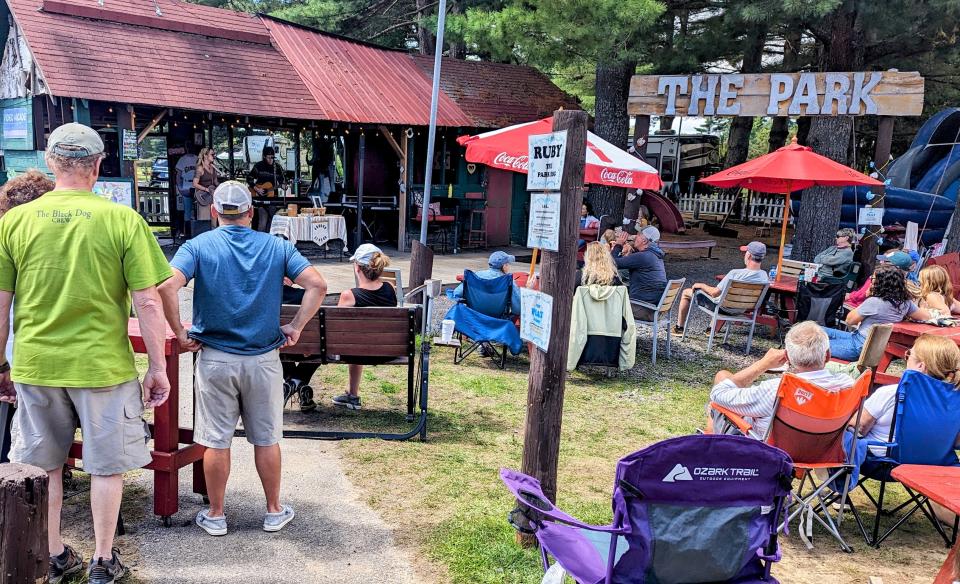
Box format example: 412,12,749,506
332,244,396,410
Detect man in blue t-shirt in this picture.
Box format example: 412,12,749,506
158,181,327,537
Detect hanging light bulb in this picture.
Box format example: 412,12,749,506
865,191,874,201
108,106,113,113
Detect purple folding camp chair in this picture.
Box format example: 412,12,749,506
501,434,794,583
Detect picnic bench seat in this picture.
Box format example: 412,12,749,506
659,239,717,259
276,304,430,441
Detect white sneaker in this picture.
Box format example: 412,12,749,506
263,504,295,532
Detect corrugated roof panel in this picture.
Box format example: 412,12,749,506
263,17,473,126
9,0,324,119
413,55,580,128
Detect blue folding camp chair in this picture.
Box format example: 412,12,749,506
446,270,522,369
501,434,794,583
849,369,960,547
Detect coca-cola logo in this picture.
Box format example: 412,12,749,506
493,152,529,170
600,168,634,185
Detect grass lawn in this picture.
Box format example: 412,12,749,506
299,342,954,584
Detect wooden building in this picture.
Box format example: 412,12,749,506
0,0,578,248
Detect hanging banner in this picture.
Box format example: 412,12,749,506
520,288,553,352
1,102,33,150
121,129,138,160
527,191,561,251
527,130,567,191
629,71,924,117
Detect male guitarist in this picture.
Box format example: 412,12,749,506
246,146,286,198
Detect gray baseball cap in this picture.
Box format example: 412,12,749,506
739,241,767,259
46,123,104,157
639,225,661,242
213,181,252,215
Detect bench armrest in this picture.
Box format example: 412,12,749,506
630,299,658,311
709,402,754,435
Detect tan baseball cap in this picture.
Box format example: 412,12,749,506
213,181,252,215
46,123,104,157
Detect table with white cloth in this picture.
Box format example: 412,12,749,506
269,214,348,252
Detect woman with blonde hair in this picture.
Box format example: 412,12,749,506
857,334,960,454
918,264,960,315
578,241,623,288
332,243,397,410
192,147,218,226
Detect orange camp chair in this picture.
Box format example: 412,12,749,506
711,370,871,552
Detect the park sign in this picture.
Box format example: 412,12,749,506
628,71,924,117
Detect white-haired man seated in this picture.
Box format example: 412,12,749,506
708,321,855,439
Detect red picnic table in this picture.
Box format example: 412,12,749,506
890,465,960,583
68,318,206,526
876,322,960,380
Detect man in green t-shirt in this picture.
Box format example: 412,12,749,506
0,123,172,584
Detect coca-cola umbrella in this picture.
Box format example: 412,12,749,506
456,117,663,191
699,137,882,280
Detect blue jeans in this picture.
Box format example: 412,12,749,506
181,193,194,222
826,327,865,361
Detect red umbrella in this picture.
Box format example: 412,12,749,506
700,137,882,280
457,117,662,191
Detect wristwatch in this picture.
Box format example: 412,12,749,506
0,361,10,373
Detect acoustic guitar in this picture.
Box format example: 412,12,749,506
250,181,277,198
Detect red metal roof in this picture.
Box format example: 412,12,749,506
263,17,473,127
9,0,576,127
11,0,323,119
413,56,580,128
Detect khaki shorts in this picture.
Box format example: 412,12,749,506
194,347,283,449
11,380,151,475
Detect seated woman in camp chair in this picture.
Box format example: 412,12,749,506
330,244,397,410
852,333,960,524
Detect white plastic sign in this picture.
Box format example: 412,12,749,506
527,131,567,191
858,207,884,226
527,192,561,251
520,288,553,352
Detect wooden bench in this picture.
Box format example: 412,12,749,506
659,239,717,259
277,304,430,441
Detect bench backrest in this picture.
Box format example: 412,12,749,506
279,305,418,359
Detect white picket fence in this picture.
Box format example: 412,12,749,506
678,191,793,224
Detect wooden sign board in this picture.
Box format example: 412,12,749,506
628,71,924,117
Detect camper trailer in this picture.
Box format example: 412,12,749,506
640,132,721,199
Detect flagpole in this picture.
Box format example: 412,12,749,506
418,0,447,245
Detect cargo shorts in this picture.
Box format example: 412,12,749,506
11,380,152,475
194,347,283,449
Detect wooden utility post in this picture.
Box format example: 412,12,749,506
860,115,895,279
0,463,48,583
520,110,587,505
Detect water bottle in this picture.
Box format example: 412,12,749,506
769,266,777,280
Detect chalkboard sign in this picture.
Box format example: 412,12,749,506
121,129,138,160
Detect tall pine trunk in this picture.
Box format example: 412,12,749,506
416,0,435,55
723,24,767,169
590,58,636,226
790,2,862,261
768,30,802,152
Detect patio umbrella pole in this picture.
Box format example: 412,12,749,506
776,180,793,283
417,0,448,245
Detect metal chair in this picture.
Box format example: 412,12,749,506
631,278,685,365
681,280,769,354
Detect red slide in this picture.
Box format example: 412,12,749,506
645,191,685,234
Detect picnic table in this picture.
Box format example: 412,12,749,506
890,465,960,583
876,322,960,378
68,318,206,526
